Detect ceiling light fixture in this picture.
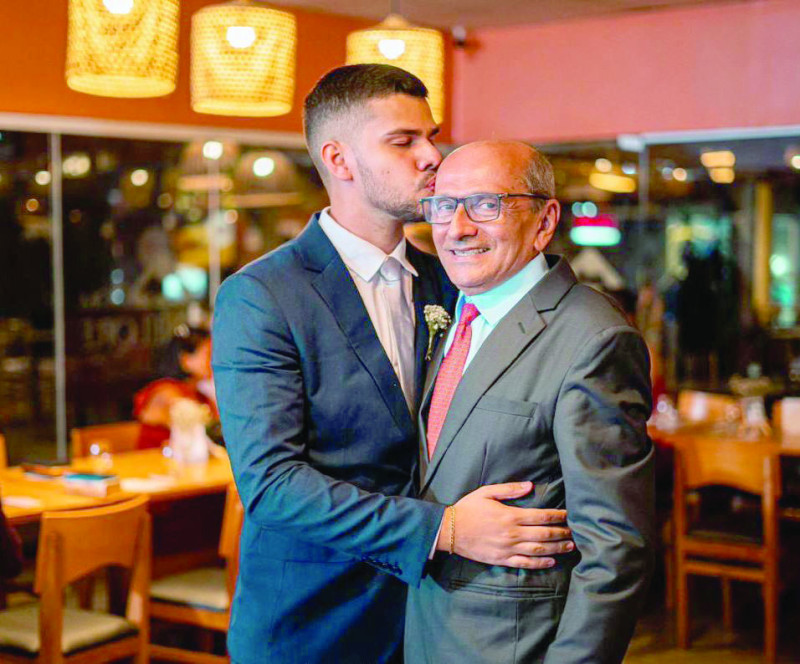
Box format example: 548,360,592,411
700,150,735,169
66,0,179,97
589,172,636,194
191,0,297,117
346,13,445,124
708,167,735,184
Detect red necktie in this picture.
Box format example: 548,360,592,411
426,303,480,459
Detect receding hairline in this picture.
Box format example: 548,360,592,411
441,140,556,198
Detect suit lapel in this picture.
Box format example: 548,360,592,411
407,245,453,409
296,216,415,438
421,256,577,491
416,322,449,483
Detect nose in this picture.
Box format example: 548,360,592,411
417,139,442,172
447,202,479,240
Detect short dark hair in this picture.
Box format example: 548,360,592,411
303,64,428,175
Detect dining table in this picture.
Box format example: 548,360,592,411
648,420,800,459
0,448,234,577
0,448,233,526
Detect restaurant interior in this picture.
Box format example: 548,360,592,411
0,0,799,661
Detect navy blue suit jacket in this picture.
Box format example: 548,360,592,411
213,215,457,663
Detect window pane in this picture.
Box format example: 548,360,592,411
0,130,55,463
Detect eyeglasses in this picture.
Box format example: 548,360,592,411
420,193,551,224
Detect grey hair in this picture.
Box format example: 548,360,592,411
521,147,556,199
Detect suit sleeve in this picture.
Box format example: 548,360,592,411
212,271,444,587
544,326,655,664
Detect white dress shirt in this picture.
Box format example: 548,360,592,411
319,209,417,410
442,253,549,373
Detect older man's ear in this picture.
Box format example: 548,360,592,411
533,200,561,253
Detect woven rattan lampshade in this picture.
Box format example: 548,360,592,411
66,0,179,98
346,14,444,123
191,0,296,117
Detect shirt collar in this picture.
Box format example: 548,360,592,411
319,208,418,281
455,252,549,328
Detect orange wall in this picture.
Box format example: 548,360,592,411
0,1,373,135
451,0,800,143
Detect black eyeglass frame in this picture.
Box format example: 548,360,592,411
419,192,552,224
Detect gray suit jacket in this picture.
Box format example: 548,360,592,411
405,256,655,664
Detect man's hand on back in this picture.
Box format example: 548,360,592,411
436,482,574,569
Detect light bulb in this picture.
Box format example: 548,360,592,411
103,0,134,15
378,39,406,60
226,26,257,49
253,157,275,178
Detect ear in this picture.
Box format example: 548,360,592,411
533,199,561,253
320,140,353,182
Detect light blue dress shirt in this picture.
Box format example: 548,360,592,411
442,253,549,374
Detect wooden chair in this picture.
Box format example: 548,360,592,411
677,390,740,423
0,434,7,469
673,439,781,662
0,495,151,663
149,483,243,663
70,421,142,459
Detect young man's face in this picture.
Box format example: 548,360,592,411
349,94,441,222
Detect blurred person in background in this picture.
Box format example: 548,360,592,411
133,325,218,449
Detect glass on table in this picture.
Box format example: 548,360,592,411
88,439,113,473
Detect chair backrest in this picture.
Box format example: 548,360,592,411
677,390,739,423
674,439,780,555
677,439,780,498
218,483,244,600
70,421,142,459
34,495,151,594
33,496,151,662
0,433,7,469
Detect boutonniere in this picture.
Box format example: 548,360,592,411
424,305,452,360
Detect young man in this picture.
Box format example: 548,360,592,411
213,67,573,664
406,140,655,664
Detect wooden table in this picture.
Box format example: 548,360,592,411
0,448,233,526
649,421,800,459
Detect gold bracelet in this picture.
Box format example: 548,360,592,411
448,505,456,555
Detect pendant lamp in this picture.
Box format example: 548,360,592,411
346,14,445,124
191,0,297,117
66,0,179,98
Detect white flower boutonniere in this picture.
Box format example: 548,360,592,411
424,304,452,360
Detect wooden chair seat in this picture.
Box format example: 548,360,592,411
0,603,137,657
0,496,150,664
150,483,242,662
151,568,228,613
688,512,763,545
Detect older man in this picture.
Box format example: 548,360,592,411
405,140,655,664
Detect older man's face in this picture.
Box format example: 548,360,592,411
431,146,548,295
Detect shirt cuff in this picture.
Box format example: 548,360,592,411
429,513,445,559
